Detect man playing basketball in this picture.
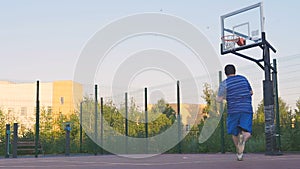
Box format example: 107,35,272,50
217,64,253,161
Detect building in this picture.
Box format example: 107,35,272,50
169,103,207,126
0,80,83,131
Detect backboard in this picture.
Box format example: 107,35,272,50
221,2,264,54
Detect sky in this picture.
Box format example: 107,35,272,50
1,0,300,108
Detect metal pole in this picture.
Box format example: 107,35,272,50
177,81,182,153
5,124,10,158
273,59,281,152
12,123,18,158
125,93,128,154
94,84,98,155
35,80,40,158
262,32,277,155
145,87,148,153
80,102,83,153
219,71,225,153
100,97,104,155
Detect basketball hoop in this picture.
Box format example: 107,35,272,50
221,34,240,50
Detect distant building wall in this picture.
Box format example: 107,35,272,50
0,81,52,130
52,80,83,118
0,80,83,131
169,103,206,126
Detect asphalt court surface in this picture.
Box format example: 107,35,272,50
0,153,299,169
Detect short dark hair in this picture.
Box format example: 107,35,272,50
225,64,236,75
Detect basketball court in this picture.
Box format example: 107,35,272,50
0,2,295,169
0,153,299,169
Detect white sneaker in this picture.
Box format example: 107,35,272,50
236,153,243,161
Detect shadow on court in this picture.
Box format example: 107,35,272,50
1,153,299,169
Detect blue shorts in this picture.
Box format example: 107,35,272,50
227,112,253,136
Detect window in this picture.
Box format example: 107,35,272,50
21,107,27,116
47,106,52,114
8,108,14,114
60,97,64,105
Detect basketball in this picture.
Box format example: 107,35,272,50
237,37,246,46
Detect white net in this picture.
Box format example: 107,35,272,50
222,34,239,51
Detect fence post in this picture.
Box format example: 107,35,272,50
12,123,18,158
177,81,182,153
80,102,83,153
144,87,148,154
100,97,104,155
273,59,281,152
219,71,225,153
94,84,98,155
5,124,10,158
125,93,128,154
35,80,40,158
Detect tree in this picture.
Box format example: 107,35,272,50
0,108,5,140
69,112,80,151
295,97,300,118
201,83,220,119
40,107,53,137
52,112,67,138
255,97,290,124
103,101,125,134
202,83,213,115
255,101,265,123
101,98,176,138
150,99,176,122
148,99,176,136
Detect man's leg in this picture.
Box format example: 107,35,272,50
239,130,251,152
236,113,253,160
239,112,253,153
232,135,239,149
227,113,239,148
232,134,243,161
241,130,251,142
227,113,244,160
240,112,253,142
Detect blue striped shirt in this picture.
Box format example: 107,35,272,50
218,75,253,114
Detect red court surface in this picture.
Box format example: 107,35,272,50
0,153,299,169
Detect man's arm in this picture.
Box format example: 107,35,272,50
216,82,225,102
216,96,224,103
